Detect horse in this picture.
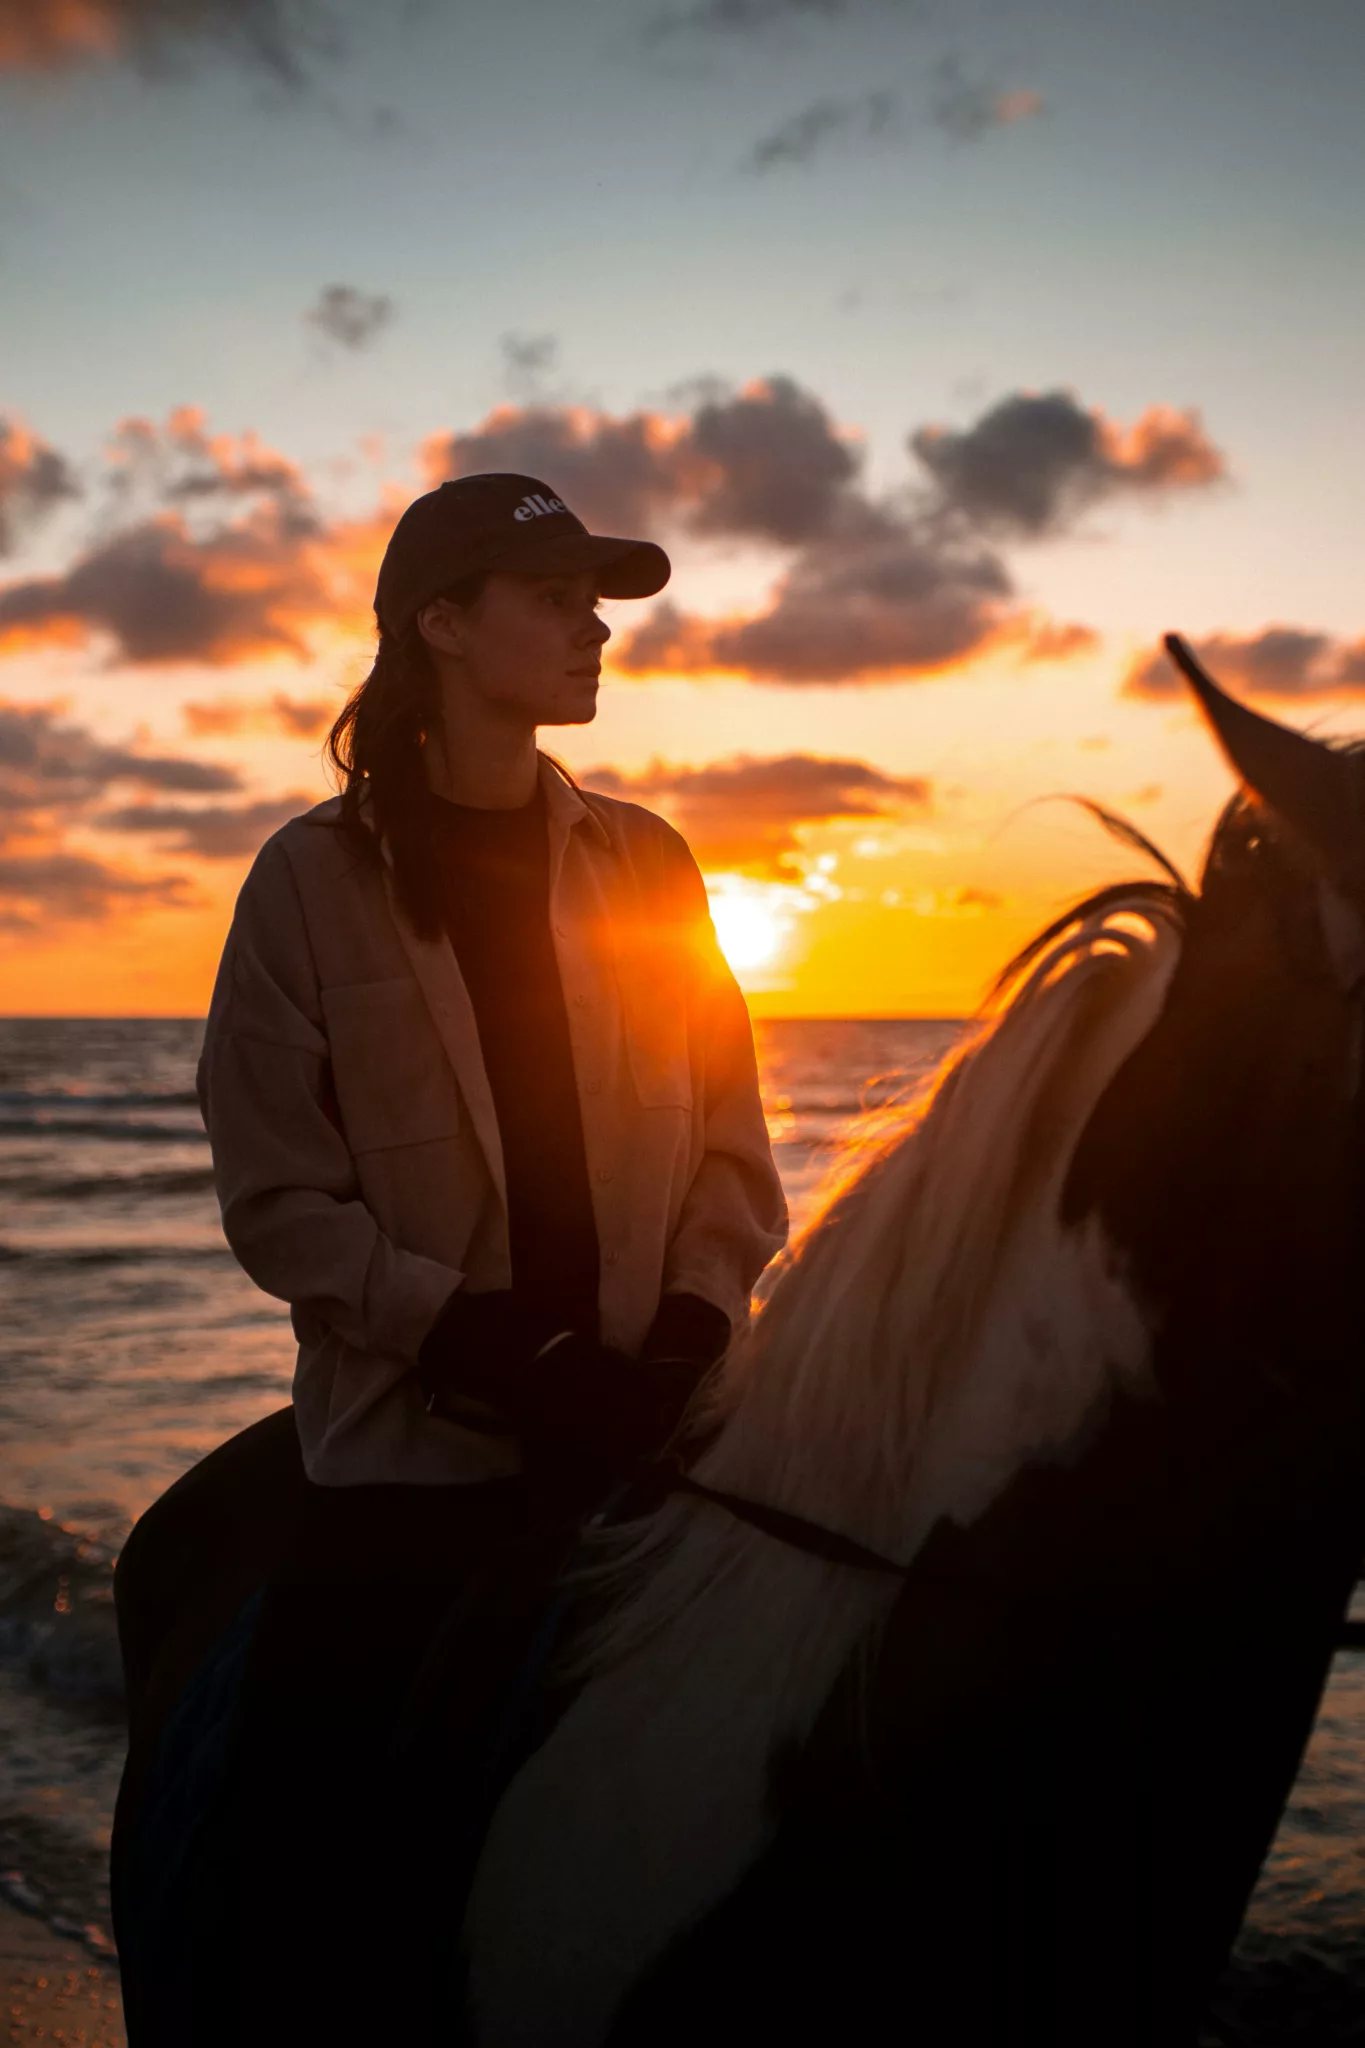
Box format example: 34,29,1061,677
113,637,1365,2046
456,639,1365,2046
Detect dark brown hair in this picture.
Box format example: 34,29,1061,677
326,573,485,938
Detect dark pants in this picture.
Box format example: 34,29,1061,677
114,1412,587,2046
233,1472,562,2041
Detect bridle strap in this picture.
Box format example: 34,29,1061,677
664,1467,912,1578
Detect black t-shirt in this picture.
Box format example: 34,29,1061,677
429,785,600,1342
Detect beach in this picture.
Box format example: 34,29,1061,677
1,1895,125,2046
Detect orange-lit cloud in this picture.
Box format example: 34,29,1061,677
0,378,1222,691
422,405,691,536
96,793,313,856
1021,619,1100,663
614,539,1014,685
428,377,1214,685
0,416,81,555
0,511,333,664
424,375,860,546
0,849,190,932
182,692,334,738
0,698,241,805
584,752,930,877
910,391,1226,537
0,696,307,930
1124,627,1365,700
0,0,336,83
0,409,374,665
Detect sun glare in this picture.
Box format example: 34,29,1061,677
710,888,784,973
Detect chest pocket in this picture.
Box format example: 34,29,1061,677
618,949,695,1110
321,977,462,1154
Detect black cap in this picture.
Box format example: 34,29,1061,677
374,472,671,637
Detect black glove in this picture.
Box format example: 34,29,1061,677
415,1287,543,1416
632,1291,731,1458
418,1286,730,1471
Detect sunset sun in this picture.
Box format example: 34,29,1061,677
709,886,785,974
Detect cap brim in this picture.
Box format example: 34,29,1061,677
486,530,671,599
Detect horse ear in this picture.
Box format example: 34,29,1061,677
1164,632,1365,885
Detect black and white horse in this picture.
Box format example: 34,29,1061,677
114,638,1365,2046
456,639,1365,2046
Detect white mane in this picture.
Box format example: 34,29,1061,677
463,893,1185,2048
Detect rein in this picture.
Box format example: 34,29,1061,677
657,1463,913,1579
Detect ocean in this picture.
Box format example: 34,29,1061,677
0,1015,1362,2038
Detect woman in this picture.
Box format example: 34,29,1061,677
201,471,785,1487
134,472,786,2040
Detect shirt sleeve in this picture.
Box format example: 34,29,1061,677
655,831,789,1326
196,835,463,1369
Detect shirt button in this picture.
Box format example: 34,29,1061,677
574,993,588,1008
585,1079,601,1095
603,1249,619,1266
596,1168,614,1183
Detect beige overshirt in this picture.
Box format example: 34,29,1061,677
197,756,788,1485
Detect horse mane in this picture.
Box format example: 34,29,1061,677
576,869,1189,1680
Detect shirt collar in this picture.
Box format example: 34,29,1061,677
537,751,612,852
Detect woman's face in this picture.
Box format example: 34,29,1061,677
421,571,611,729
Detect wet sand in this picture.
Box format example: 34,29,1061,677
0,1898,125,2045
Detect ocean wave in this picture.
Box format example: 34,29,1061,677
0,1114,207,1142
0,1087,200,1111
0,1241,231,1267
0,1166,217,1201
0,1503,122,1719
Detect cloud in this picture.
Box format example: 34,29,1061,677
928,58,1044,142
1123,628,1365,701
910,390,1226,537
424,375,860,548
0,409,353,665
305,285,394,352
1022,620,1100,663
616,520,1014,684
687,376,861,543
585,751,929,876
96,792,313,856
500,333,560,400
0,376,1207,693
422,405,687,537
426,377,1210,686
105,405,316,523
0,514,332,664
0,0,340,84
0,418,82,555
0,850,189,931
0,699,241,804
0,695,313,929
182,692,334,738
744,90,899,173
647,0,850,35
0,696,234,929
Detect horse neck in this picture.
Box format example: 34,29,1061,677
1065,880,1365,1436
694,896,1185,1560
